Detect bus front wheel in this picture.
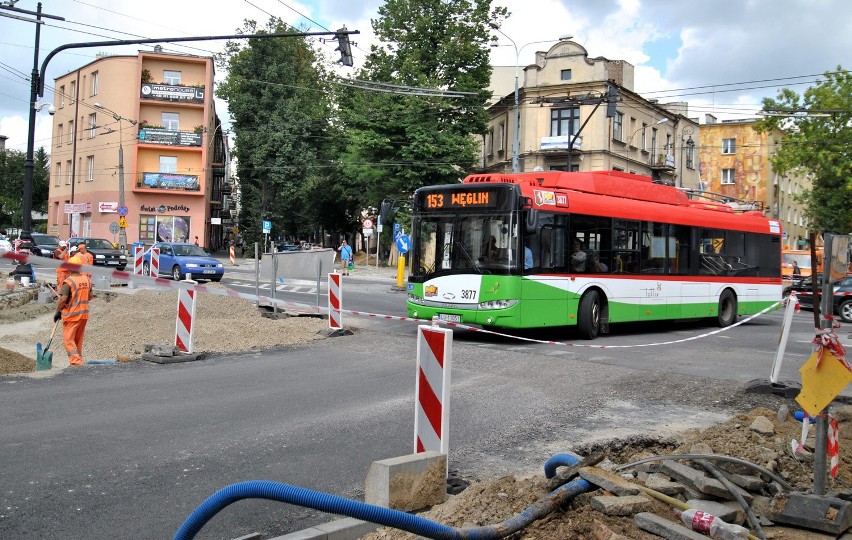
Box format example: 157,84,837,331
717,289,737,327
577,290,601,340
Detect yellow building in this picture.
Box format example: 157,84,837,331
48,49,231,251
485,40,700,189
698,116,810,249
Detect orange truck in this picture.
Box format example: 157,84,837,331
782,247,823,286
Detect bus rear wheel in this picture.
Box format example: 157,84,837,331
577,290,601,340
717,289,737,327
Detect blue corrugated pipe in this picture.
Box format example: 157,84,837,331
174,454,591,540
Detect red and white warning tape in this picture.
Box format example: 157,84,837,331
6,250,780,348
2,251,319,315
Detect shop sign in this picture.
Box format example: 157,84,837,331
140,204,191,214
138,128,202,147
64,202,92,214
140,83,204,103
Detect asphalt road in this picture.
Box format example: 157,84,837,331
3,255,851,539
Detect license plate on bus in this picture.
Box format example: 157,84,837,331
438,313,461,323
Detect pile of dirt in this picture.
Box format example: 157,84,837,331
364,406,852,540
0,284,327,374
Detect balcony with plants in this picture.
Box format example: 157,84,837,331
134,171,202,192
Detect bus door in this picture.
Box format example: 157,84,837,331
640,222,669,320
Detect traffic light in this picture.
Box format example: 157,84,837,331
380,199,393,225
606,84,619,118
334,27,354,67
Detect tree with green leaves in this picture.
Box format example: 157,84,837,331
755,67,852,234
216,18,340,246
0,146,49,230
337,0,507,225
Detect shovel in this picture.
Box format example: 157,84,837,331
36,320,59,371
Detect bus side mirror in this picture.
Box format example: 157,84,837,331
525,209,538,234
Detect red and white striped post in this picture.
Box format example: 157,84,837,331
133,245,144,275
175,287,197,353
327,272,342,330
150,247,160,278
229,245,236,265
414,318,452,455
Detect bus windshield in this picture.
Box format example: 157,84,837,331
413,213,520,277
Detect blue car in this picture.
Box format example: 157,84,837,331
142,242,224,282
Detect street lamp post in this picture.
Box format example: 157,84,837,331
8,2,65,241
623,118,668,171
490,27,572,173
95,103,136,252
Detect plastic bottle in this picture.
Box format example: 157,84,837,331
675,509,750,539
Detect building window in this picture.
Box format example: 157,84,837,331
497,122,505,152
139,214,191,243
69,81,76,102
55,162,61,187
162,112,180,131
87,156,94,181
560,69,572,81
68,120,74,144
612,111,624,142
163,70,182,85
91,71,99,96
66,160,73,185
159,156,178,173
57,124,63,147
551,107,579,137
722,138,736,154
59,85,65,108
487,129,494,157
640,123,648,151
88,113,97,138
686,144,695,169
651,128,658,157
721,168,735,185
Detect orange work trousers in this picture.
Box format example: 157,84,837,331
62,318,88,366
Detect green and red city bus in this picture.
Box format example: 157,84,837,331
406,170,782,339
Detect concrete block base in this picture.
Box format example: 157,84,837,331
365,451,446,512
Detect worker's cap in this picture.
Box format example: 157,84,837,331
68,255,84,265
69,245,78,252
58,240,67,246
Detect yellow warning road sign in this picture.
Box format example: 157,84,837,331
118,216,128,228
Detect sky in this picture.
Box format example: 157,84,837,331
1,0,850,155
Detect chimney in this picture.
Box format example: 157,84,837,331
705,114,717,125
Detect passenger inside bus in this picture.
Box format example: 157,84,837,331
571,240,587,272
590,251,608,272
486,235,499,262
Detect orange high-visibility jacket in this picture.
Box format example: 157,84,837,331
61,274,91,322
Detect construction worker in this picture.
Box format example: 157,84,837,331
54,255,91,366
53,240,70,290
76,241,93,280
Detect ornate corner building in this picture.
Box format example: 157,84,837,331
47,49,232,251
483,40,700,190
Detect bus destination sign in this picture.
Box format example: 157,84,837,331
425,190,495,209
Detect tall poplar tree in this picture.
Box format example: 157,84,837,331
755,67,852,234
337,0,506,213
217,18,338,245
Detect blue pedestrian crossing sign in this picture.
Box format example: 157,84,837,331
396,234,411,254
